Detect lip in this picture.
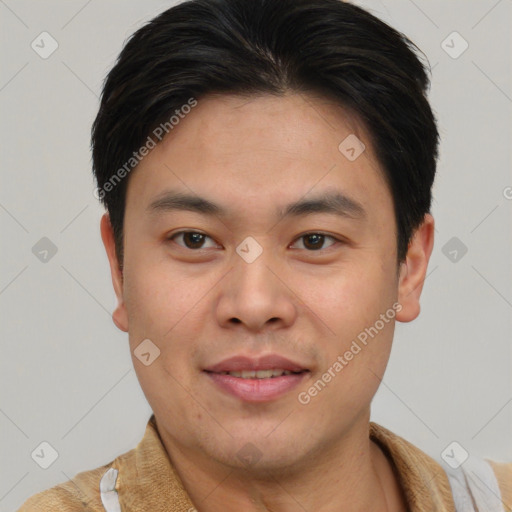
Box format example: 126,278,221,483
203,354,310,402
205,371,309,402
204,354,308,373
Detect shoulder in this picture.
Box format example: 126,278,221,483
17,416,164,512
17,464,112,512
487,459,512,511
369,422,512,511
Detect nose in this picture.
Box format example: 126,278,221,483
215,246,297,333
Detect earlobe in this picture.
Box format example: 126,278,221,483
395,214,435,323
100,214,129,332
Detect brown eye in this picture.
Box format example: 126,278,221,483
291,233,338,251
170,231,217,249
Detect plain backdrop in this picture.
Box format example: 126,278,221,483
1,0,511,510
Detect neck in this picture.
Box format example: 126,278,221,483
156,414,405,512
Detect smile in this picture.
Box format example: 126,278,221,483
216,369,298,379
204,369,309,402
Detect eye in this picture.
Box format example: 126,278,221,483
290,233,339,251
168,231,219,250
168,231,341,252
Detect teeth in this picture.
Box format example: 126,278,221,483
222,369,294,379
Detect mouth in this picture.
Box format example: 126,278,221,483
203,370,309,402
210,369,303,379
203,354,310,402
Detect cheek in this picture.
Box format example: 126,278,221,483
299,257,397,389
123,267,200,397
123,255,197,333
122,258,212,375
302,261,395,333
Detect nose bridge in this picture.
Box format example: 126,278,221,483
216,238,296,330
231,241,279,299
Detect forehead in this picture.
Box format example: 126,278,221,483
157,92,373,167
126,92,393,226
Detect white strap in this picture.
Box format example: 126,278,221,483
100,467,122,512
444,457,505,512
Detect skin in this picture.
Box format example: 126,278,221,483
101,92,434,512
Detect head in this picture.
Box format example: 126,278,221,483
93,0,437,474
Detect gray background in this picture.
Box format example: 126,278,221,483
1,0,511,510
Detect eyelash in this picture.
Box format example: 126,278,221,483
167,231,342,252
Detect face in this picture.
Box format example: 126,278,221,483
102,92,433,474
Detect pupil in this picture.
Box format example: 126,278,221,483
304,234,324,250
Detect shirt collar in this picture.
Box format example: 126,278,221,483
369,422,455,512
113,414,195,512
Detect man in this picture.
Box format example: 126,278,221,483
19,0,511,510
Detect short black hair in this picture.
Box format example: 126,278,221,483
91,0,439,266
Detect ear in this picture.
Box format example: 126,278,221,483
396,213,435,323
100,213,128,332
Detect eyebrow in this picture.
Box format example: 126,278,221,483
147,189,366,221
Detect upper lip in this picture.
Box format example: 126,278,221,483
204,354,308,373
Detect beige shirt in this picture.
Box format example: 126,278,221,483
18,414,512,511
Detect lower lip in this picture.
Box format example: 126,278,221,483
205,372,309,402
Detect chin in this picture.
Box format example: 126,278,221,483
207,430,311,475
